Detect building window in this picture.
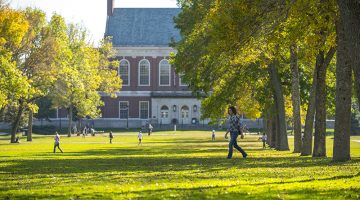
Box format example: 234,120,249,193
139,59,150,86
139,101,149,119
119,59,130,86
159,59,170,86
160,105,169,118
179,73,188,86
119,101,129,119
181,105,189,118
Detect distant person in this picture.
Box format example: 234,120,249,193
224,106,247,159
261,133,267,148
53,132,63,153
109,131,113,144
82,127,86,137
15,136,20,143
72,125,77,135
301,132,304,144
138,130,143,145
212,130,216,141
90,128,95,136
148,123,153,136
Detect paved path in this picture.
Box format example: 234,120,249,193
352,140,360,143
0,132,8,136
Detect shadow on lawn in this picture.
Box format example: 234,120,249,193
1,145,359,176
2,182,358,200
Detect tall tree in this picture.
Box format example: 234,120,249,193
301,66,317,156
9,8,60,142
269,61,290,150
0,3,32,143
50,23,121,136
333,0,359,162
0,2,27,107
290,44,302,153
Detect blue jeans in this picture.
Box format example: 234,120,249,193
228,131,247,158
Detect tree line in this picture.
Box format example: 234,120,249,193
171,0,360,161
0,1,122,142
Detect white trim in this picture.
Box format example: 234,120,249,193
138,59,150,86
159,59,171,86
119,59,130,86
48,117,149,120
114,47,177,57
99,91,194,97
48,118,146,120
139,101,149,119
160,105,170,119
119,101,129,119
49,118,69,120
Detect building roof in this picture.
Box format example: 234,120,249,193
105,8,181,47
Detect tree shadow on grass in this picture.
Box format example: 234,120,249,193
3,183,356,200
1,145,359,176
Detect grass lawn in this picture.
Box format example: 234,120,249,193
0,131,359,199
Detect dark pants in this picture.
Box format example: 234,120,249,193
54,142,63,153
228,131,247,158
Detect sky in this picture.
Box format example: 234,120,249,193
9,0,179,46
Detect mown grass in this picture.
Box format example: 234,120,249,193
0,131,359,199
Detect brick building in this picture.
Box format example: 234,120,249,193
96,0,205,128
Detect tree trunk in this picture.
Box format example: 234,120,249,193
333,2,354,162
10,101,24,143
68,105,73,137
0,106,5,121
27,110,33,142
301,64,317,156
269,62,289,151
266,115,272,146
337,0,360,107
313,50,327,157
290,44,302,153
271,114,277,148
312,46,336,157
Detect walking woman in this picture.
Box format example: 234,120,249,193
53,132,63,153
224,106,247,159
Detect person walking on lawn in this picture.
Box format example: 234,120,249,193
53,132,63,153
224,106,247,159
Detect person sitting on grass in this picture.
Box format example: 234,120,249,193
53,132,63,153
138,130,143,145
14,136,20,143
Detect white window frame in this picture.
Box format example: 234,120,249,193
118,59,130,86
160,105,169,118
179,73,188,86
181,105,190,118
119,101,129,119
139,101,149,119
159,59,171,86
138,59,150,86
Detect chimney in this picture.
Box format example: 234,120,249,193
107,0,114,16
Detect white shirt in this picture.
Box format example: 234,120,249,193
54,134,60,143
138,132,143,139
262,135,267,141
